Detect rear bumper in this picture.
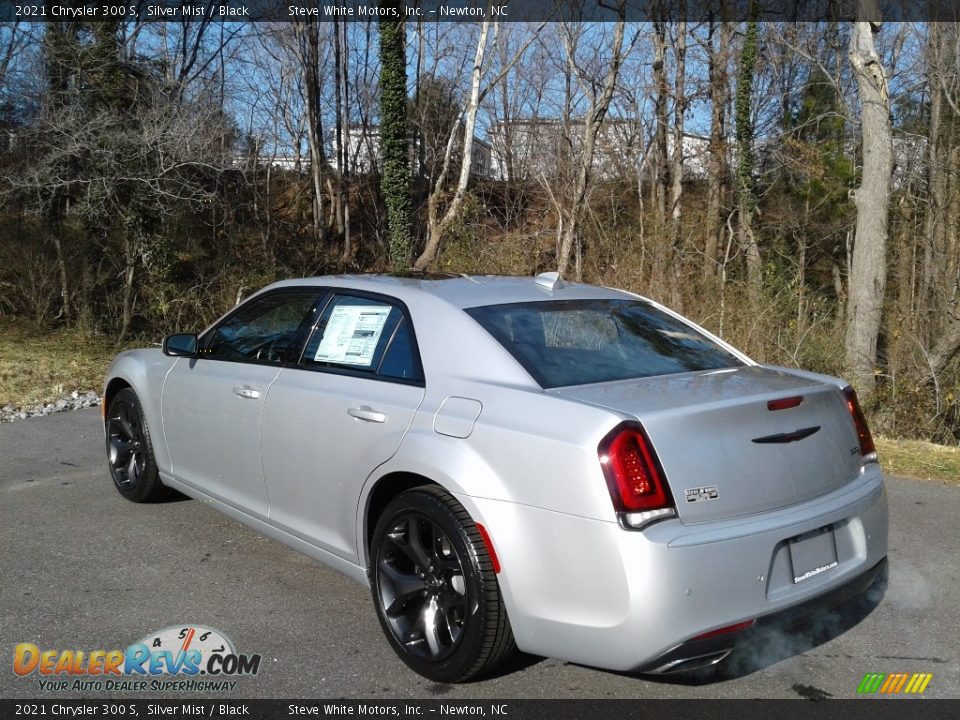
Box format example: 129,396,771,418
636,555,888,674
460,464,887,672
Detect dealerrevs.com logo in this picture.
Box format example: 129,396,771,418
13,625,261,693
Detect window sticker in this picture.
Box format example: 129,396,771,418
314,305,391,366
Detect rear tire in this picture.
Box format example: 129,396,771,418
105,387,170,502
369,486,515,682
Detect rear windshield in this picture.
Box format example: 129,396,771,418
466,299,744,388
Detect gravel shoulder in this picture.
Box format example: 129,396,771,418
1,390,100,422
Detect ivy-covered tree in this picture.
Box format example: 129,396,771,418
734,13,761,294
378,4,412,270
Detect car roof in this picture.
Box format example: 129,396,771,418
264,273,636,310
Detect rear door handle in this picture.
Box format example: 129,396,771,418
348,406,386,423
233,386,261,399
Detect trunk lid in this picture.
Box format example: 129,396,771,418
552,365,864,524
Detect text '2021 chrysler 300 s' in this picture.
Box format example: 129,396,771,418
103,272,888,682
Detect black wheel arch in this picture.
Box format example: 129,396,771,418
364,471,439,566
103,377,132,422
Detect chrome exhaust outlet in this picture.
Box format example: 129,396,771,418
646,649,733,674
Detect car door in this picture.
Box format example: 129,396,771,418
261,291,426,562
161,289,323,517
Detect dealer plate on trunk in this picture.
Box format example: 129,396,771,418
789,526,838,584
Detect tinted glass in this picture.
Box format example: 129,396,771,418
466,299,743,388
205,292,319,364
377,318,421,381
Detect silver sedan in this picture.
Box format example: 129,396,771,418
103,272,888,682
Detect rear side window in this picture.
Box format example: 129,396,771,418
466,299,743,388
301,294,423,383
377,318,419,381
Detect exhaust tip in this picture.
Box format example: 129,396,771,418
647,649,733,675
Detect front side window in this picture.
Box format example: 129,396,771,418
302,294,423,383
204,292,319,364
466,299,743,388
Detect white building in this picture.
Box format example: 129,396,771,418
330,125,494,179
487,118,711,182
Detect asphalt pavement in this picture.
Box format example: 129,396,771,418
1,409,957,700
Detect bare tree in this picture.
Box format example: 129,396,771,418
703,13,730,279
651,15,669,227
920,22,960,385
734,15,762,296
4,23,236,337
554,12,629,279
668,17,687,308
414,18,542,269
845,8,893,396
294,21,329,246
920,22,955,349
335,20,352,265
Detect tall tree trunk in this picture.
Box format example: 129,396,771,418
735,14,761,296
704,14,729,279
919,23,960,388
379,3,412,269
296,21,327,245
669,18,687,310
120,234,136,341
332,18,345,241
340,20,352,265
845,12,893,397
652,17,669,228
51,232,70,326
921,23,949,349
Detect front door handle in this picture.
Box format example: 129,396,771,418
233,386,261,399
348,406,386,423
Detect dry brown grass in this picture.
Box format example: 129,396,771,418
0,319,142,408
875,436,960,484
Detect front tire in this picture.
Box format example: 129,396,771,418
106,387,169,502
369,486,515,682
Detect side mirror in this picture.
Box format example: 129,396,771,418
163,333,198,357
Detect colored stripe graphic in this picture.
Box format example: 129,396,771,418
857,673,885,693
857,672,933,695
880,673,909,693
907,673,933,694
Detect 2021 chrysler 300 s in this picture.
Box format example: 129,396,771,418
103,272,888,682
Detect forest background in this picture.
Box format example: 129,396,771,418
0,6,958,463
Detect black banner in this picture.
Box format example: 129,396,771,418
1,0,959,24
1,700,958,720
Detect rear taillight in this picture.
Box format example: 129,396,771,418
598,422,676,529
842,386,877,463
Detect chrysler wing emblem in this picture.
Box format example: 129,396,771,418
751,426,821,444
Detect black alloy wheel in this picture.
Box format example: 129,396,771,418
370,486,515,683
106,388,169,502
